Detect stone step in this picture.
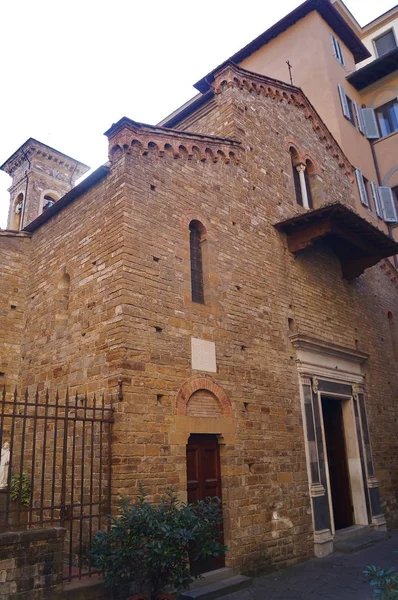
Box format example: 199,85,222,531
180,575,252,600
334,525,371,542
334,530,389,554
190,568,235,589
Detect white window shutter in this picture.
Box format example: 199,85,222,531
355,169,369,207
361,108,380,139
370,181,382,217
331,34,338,58
338,85,350,119
331,34,344,64
337,39,344,65
353,101,364,133
379,186,398,222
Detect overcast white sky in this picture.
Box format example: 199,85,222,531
0,0,395,228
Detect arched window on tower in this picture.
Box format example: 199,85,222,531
10,193,24,230
42,193,58,212
189,220,206,304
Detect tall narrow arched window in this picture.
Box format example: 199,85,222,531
290,147,303,207
189,220,205,304
304,160,314,209
388,311,397,361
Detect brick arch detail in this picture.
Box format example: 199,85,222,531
176,375,232,417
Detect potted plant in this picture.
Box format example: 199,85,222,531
91,485,226,600
364,565,398,599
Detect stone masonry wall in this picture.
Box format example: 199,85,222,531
19,165,126,396
0,527,65,600
0,232,31,389
2,73,398,576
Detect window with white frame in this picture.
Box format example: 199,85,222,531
331,34,344,65
375,99,398,138
338,85,356,126
374,29,397,57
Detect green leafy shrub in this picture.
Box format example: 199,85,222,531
364,565,398,598
10,473,31,506
91,486,226,600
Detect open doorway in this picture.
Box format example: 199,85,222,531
321,397,353,530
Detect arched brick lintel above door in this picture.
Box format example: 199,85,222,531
176,375,233,417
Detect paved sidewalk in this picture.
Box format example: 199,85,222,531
223,531,398,599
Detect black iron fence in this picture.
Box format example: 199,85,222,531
0,387,113,581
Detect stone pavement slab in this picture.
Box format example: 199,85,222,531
222,530,398,599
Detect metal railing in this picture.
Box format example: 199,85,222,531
0,387,113,580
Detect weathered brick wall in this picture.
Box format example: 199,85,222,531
2,69,397,576
0,527,65,599
0,232,30,389
19,168,126,395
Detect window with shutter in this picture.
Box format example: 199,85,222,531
370,181,382,218
353,101,364,134
331,34,344,65
379,187,398,222
361,108,380,139
355,169,370,207
338,85,350,120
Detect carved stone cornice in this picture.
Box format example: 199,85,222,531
209,62,354,182
104,117,242,165
1,138,89,179
290,334,369,364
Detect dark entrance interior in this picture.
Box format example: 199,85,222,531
186,434,224,573
321,397,353,530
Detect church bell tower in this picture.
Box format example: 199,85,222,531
0,138,89,230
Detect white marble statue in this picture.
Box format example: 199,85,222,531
0,442,10,489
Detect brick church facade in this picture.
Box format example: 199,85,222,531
1,60,398,574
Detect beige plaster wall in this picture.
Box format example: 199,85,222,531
239,10,386,227
358,13,398,68
359,73,398,189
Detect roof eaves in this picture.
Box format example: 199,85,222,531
347,46,398,90
194,0,369,93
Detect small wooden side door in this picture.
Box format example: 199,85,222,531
186,434,224,573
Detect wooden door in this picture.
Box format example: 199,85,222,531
322,397,353,530
186,434,224,573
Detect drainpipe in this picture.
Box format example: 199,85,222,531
20,150,31,230
371,140,398,266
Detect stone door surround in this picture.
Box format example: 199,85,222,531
290,334,386,558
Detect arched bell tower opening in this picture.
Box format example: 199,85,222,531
9,192,24,231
